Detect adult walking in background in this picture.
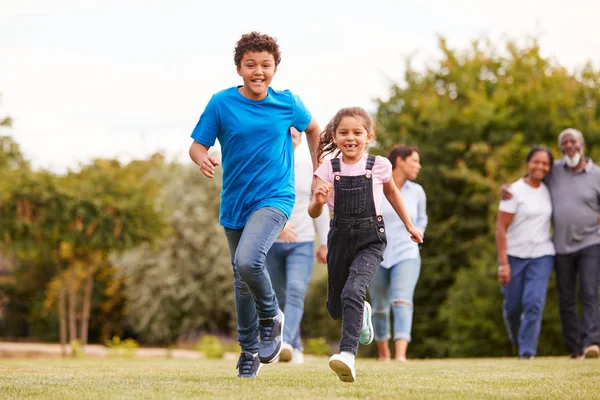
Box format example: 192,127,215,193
496,146,555,359
501,128,600,359
266,127,329,364
368,146,427,362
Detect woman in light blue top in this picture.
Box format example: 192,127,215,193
368,146,427,362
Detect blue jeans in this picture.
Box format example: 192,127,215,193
224,206,287,354
265,241,314,351
502,255,554,357
369,258,421,342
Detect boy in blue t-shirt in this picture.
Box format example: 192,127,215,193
189,31,321,378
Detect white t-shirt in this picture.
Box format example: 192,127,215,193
499,178,555,258
275,136,329,244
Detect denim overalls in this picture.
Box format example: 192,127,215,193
326,155,387,354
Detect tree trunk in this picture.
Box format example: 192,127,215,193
58,276,67,357
80,263,95,348
68,265,78,344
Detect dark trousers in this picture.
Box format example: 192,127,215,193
326,217,386,355
555,243,600,356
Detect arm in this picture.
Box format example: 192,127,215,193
383,179,423,243
313,203,330,263
304,118,321,172
416,188,428,234
189,141,220,179
495,211,515,286
308,177,332,219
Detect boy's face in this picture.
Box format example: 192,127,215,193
237,51,277,100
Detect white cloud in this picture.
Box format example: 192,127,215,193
1,0,599,172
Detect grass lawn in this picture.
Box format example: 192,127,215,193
0,356,598,399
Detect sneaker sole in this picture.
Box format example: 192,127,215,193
584,348,599,359
259,312,286,364
279,346,293,362
329,359,355,383
360,302,374,345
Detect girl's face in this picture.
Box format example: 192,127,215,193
397,151,421,180
332,116,373,164
236,51,277,100
527,151,551,181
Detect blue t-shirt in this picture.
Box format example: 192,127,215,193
191,86,312,229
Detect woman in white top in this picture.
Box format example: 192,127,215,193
496,146,555,359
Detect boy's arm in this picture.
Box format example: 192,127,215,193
189,141,220,179
304,118,321,172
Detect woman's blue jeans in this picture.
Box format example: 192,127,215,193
265,241,314,351
368,257,421,342
502,255,553,357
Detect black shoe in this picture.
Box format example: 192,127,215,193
236,351,262,378
258,309,285,363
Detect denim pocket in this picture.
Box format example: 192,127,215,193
338,187,366,215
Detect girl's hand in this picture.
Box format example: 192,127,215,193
497,265,511,286
407,225,423,244
199,154,220,178
313,183,332,205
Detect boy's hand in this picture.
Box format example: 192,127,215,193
407,225,423,244
313,183,332,205
200,155,220,178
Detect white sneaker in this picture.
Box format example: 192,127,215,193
279,342,293,362
290,348,304,364
329,353,356,383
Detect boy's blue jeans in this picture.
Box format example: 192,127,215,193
502,255,553,357
224,206,287,354
265,241,314,351
369,257,421,342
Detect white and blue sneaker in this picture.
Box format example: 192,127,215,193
359,301,374,345
258,309,285,363
236,351,263,378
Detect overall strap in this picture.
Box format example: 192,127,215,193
366,155,376,171
331,158,341,173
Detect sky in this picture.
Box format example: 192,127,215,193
1,0,599,173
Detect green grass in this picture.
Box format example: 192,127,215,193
0,357,598,399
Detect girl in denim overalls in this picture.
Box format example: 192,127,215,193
308,107,423,383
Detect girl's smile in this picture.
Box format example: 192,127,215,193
333,116,374,164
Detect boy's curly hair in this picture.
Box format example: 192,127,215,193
234,32,281,67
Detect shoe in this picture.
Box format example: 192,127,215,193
518,353,534,360
359,301,374,345
236,351,262,378
584,344,600,359
279,342,293,362
329,353,356,383
258,309,285,364
291,348,305,364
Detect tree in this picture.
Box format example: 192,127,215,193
118,164,235,345
373,36,600,357
0,154,167,353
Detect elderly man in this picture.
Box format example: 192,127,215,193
503,128,600,359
